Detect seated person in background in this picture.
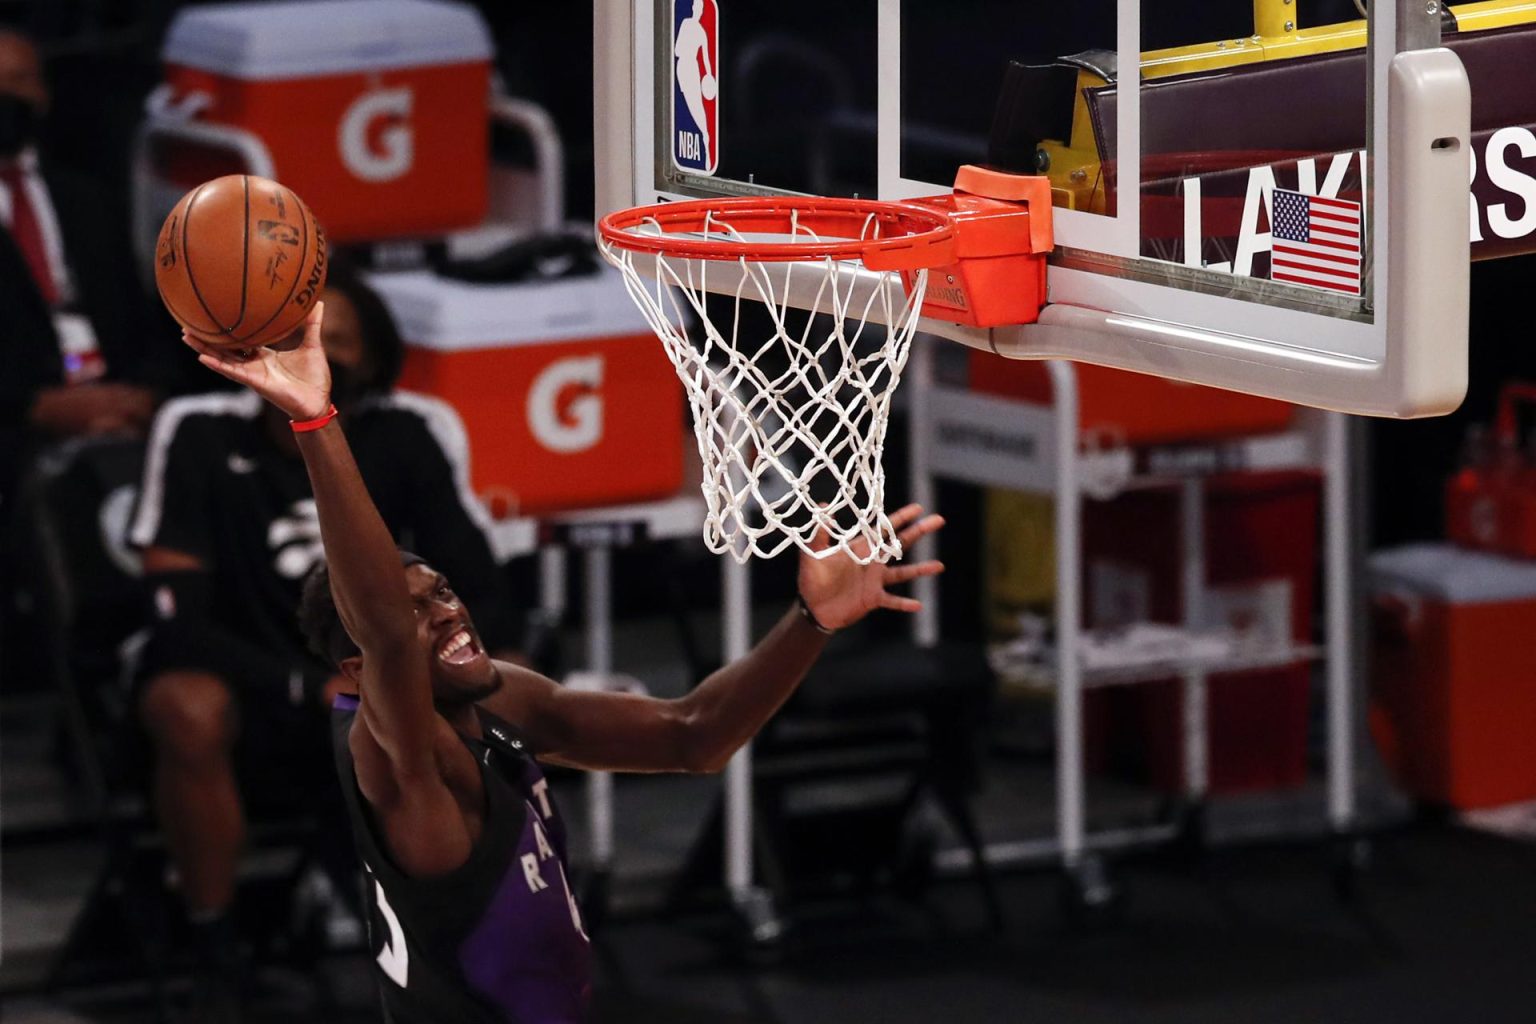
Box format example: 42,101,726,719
127,261,521,1016
0,26,175,685
0,27,169,463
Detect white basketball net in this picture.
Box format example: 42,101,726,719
600,211,927,565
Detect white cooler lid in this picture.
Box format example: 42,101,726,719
366,267,656,350
163,0,492,79
1368,543,1536,604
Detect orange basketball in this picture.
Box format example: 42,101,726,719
154,175,327,349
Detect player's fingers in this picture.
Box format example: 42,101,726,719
196,351,259,386
180,329,221,356
897,513,945,548
888,504,924,531
809,518,830,554
183,330,264,367
192,338,261,369
300,301,325,349
883,560,944,585
879,593,923,614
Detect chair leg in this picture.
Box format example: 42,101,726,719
931,782,1005,931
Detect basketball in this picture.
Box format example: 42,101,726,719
701,73,717,101
154,175,328,349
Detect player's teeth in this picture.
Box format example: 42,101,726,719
440,630,470,658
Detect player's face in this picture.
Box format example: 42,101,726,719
320,288,367,370
404,564,501,704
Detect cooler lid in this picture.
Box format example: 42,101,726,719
366,268,656,350
1368,543,1536,604
162,0,493,79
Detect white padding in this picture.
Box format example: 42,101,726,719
1386,47,1473,415
162,0,493,79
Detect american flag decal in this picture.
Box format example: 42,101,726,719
1270,188,1362,295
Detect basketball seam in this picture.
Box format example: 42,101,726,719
180,182,230,335
232,184,310,345
235,174,250,330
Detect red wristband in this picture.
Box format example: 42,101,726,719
290,403,339,433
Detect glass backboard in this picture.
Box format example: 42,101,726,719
595,0,1472,416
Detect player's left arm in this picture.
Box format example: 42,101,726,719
482,506,943,773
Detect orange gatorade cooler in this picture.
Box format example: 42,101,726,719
371,269,685,517
159,0,492,241
1369,544,1536,810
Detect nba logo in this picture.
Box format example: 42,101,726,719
672,0,718,175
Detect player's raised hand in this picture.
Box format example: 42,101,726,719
797,504,945,632
181,302,331,421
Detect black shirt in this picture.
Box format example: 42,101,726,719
128,389,518,697
332,698,592,1022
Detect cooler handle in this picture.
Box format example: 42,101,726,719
129,111,276,295
489,95,564,233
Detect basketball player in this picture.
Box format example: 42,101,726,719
134,264,521,1019
181,303,944,1022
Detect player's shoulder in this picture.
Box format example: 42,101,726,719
353,390,469,451
356,390,465,427
146,390,264,448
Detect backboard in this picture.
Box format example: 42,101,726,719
595,0,1474,417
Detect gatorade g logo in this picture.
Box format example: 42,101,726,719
339,87,414,182
528,356,603,454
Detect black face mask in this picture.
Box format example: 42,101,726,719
328,363,371,410
0,94,40,159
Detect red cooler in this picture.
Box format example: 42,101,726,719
371,269,684,517
159,0,492,241
1369,544,1536,809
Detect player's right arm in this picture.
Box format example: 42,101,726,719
179,309,441,784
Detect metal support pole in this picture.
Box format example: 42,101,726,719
909,336,940,648
1324,411,1356,832
722,557,753,892
539,546,568,620
582,546,613,870
1048,361,1085,867
1180,476,1210,802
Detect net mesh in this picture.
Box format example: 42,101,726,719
600,209,926,564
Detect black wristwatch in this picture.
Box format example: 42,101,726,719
796,593,835,635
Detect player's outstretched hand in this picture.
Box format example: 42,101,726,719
797,504,945,632
181,303,331,421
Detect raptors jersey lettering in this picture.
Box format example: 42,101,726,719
332,698,592,1022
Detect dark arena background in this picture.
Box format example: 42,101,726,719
4,1,1536,1022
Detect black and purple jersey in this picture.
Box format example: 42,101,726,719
332,697,592,1023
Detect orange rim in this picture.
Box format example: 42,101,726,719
598,196,956,272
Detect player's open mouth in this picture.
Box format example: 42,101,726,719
438,629,481,666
